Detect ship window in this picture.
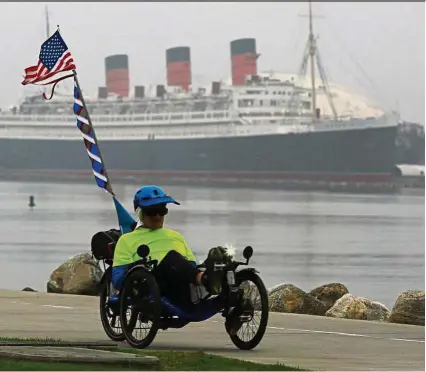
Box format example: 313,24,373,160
302,101,311,110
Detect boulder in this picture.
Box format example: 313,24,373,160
47,252,104,296
309,283,349,310
21,287,37,292
240,282,263,310
325,293,390,322
268,283,328,316
388,290,425,326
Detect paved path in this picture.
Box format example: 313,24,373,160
0,290,424,371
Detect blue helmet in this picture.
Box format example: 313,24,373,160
133,185,180,210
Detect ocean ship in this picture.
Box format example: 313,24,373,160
0,3,402,189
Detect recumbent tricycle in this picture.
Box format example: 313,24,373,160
91,229,269,350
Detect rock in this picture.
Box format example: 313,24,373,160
47,252,104,296
21,287,37,292
240,282,262,310
388,290,425,326
268,283,328,316
325,293,390,322
309,283,349,310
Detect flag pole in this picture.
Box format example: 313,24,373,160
72,69,115,197
72,69,136,233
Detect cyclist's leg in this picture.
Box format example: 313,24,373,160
156,249,228,297
153,251,194,311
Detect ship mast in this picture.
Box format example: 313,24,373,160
45,5,50,38
287,2,338,121
308,1,317,121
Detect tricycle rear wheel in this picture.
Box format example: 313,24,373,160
99,267,125,342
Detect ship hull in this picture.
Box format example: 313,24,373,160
0,124,398,185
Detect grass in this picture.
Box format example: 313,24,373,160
0,337,307,371
0,360,140,371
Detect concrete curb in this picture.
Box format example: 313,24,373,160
0,341,118,347
0,346,159,366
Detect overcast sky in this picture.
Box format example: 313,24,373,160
0,2,424,124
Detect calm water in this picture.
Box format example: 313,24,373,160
0,181,424,308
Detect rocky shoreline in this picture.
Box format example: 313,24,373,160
23,252,425,327
267,283,424,326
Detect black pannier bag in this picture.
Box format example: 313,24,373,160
91,229,122,261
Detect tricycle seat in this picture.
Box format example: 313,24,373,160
108,290,223,323
159,294,223,322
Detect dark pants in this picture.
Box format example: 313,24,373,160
153,250,200,311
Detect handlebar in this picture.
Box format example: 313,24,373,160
214,259,249,272
134,244,253,272
131,258,158,269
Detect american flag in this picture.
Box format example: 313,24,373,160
22,30,76,86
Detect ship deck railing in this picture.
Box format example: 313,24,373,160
0,121,293,140
0,110,235,126
0,115,396,141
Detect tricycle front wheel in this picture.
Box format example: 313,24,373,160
226,269,269,350
119,267,162,349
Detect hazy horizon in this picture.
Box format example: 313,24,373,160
0,2,424,124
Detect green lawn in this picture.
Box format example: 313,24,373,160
0,338,307,371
